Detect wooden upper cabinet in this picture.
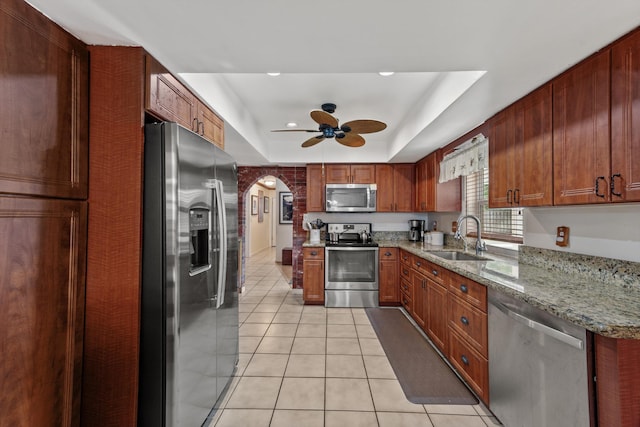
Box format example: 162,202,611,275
306,164,325,212
146,56,224,149
325,164,375,183
611,31,640,202
376,164,415,212
0,196,87,427
146,55,197,127
416,151,460,212
553,50,611,205
489,84,553,208
0,0,88,200
196,100,225,150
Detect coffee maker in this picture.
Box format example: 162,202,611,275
408,219,425,242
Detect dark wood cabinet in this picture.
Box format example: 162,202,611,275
415,151,460,212
303,248,325,304
376,164,415,212
553,50,611,205
306,164,326,212
0,2,89,425
146,55,224,149
426,278,448,352
611,31,640,203
0,196,87,427
325,164,375,184
0,0,88,200
410,270,427,329
489,84,553,207
379,248,400,305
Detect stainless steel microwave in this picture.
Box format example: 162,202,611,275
325,183,377,212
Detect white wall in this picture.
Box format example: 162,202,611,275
247,184,276,256
524,204,640,263
275,180,293,262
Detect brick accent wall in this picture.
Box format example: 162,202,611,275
238,166,307,288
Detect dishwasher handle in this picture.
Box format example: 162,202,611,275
493,302,584,350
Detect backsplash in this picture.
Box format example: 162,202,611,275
519,246,640,290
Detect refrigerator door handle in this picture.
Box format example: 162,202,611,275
214,179,228,309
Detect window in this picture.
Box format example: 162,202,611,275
463,169,523,243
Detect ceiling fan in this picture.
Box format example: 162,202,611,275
271,103,387,148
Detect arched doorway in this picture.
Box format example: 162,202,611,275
237,166,307,289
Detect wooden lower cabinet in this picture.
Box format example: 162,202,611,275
426,278,448,352
0,196,87,427
379,248,400,305
399,249,489,403
411,270,427,329
448,328,489,401
303,248,324,304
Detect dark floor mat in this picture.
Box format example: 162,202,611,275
366,307,478,405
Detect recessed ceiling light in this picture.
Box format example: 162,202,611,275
378,71,395,77
286,122,298,128
267,72,281,77
264,179,275,186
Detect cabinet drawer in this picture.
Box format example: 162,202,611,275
400,278,413,299
379,247,398,260
303,247,324,260
400,291,412,313
400,250,412,266
400,263,412,281
447,272,487,311
413,257,444,284
448,295,488,357
448,329,489,402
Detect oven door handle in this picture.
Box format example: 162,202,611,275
325,246,378,251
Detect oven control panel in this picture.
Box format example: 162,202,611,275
327,223,371,234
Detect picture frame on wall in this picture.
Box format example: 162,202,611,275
251,195,258,215
263,196,269,213
279,192,293,224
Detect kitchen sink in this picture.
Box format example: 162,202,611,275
427,251,488,261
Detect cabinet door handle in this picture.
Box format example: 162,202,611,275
595,176,606,198
385,251,392,256
310,251,317,256
514,188,520,204
432,269,438,276
199,120,205,135
611,173,622,197
460,284,468,293
461,355,470,366
192,117,199,131
460,316,469,326
506,189,512,204
422,279,426,289
403,269,409,275
416,261,421,267
394,203,398,211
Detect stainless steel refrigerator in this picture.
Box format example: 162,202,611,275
139,122,239,427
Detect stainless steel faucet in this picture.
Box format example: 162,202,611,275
455,214,487,256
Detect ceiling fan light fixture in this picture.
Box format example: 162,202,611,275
378,71,395,77
286,122,298,128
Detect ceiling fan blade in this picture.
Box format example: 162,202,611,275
271,129,319,132
336,133,365,147
310,110,339,128
342,119,387,134
301,135,325,148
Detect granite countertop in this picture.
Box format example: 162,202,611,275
376,240,640,339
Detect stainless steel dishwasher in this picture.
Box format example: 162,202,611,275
488,289,593,427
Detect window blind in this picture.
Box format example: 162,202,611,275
464,169,523,243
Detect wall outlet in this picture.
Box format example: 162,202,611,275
556,226,569,247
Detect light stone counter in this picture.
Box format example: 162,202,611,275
377,240,640,339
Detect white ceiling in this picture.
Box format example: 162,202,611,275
26,0,640,165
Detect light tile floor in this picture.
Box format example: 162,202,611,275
209,247,501,427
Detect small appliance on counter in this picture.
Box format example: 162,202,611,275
408,219,425,242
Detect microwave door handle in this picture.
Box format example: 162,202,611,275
366,188,371,208
214,180,227,309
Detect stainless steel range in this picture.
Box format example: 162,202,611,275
325,223,379,307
